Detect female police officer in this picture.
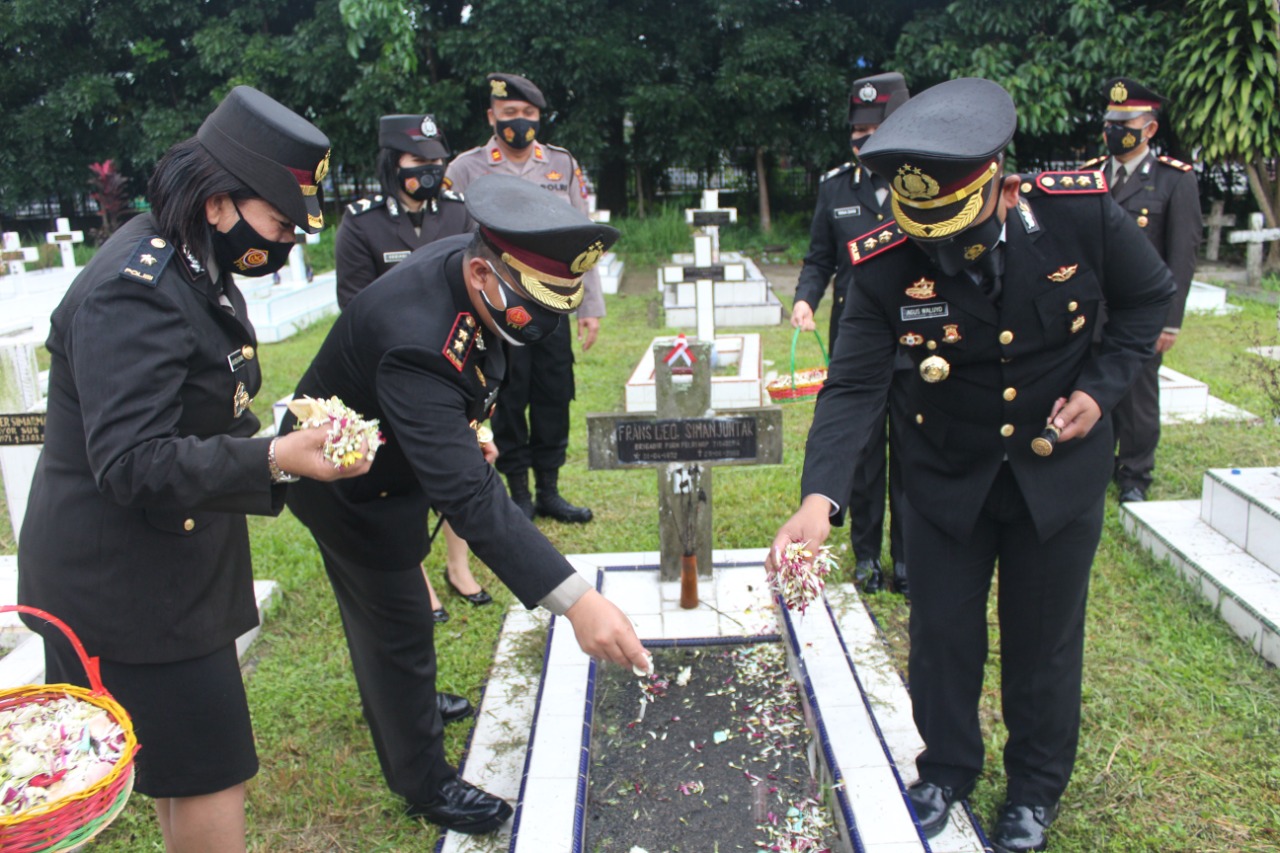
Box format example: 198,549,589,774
18,87,371,852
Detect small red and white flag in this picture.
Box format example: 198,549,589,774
663,334,696,370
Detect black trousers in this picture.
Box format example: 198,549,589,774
1113,351,1162,490
315,541,454,803
493,319,575,478
905,463,1103,806
847,370,909,564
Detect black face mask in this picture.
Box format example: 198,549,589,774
496,118,539,150
850,133,872,154
912,205,1005,277
481,261,563,346
1104,123,1144,156
211,203,293,277
399,164,445,202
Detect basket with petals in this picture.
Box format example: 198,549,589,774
766,328,830,403
0,606,138,853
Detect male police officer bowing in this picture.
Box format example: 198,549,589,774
792,70,911,596
285,176,649,835
447,72,603,523
770,79,1174,852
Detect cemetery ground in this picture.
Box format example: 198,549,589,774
1,260,1279,852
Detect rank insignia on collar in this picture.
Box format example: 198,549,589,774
140,253,157,266
899,331,924,347
1047,264,1079,282
905,278,937,300
490,147,503,163
232,381,251,418
1071,315,1087,334
942,324,962,344
848,223,907,265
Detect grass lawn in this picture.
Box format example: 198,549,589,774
8,263,1280,851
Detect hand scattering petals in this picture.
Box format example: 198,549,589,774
287,395,385,468
766,541,838,614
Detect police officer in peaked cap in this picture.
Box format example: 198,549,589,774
284,174,650,835
447,72,604,524
793,70,912,599
770,78,1175,853
1080,77,1203,504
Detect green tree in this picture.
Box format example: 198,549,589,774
1165,0,1280,269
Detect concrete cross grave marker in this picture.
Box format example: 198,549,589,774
44,218,84,271
1204,200,1236,262
587,340,782,590
0,325,46,542
1229,212,1280,289
684,189,738,264
1,233,39,277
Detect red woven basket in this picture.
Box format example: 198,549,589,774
0,605,138,853
766,328,830,403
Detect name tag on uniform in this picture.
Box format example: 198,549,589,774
227,350,247,372
383,250,411,264
833,206,861,218
900,302,950,322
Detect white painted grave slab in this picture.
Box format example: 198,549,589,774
239,269,338,343
1158,365,1257,424
1185,280,1239,315
624,334,763,412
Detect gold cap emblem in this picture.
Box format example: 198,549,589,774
893,165,941,201
963,244,986,261
490,79,508,98
571,241,605,274
1111,81,1129,103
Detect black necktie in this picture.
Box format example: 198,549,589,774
979,245,1005,305
1111,168,1128,195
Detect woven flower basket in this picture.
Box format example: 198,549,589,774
0,606,138,853
766,328,830,403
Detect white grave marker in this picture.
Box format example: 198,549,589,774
44,218,84,271
1228,212,1280,289
1204,200,1236,262
1,232,39,277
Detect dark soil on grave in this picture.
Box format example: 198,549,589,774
585,642,839,853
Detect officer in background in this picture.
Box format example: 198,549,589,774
770,79,1174,852
1081,77,1203,503
336,113,472,309
285,175,650,835
792,70,910,596
446,72,602,523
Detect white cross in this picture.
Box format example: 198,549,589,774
685,190,738,264
1,233,39,276
1228,212,1280,289
44,218,85,271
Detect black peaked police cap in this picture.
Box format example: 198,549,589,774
379,114,452,160
466,174,619,313
1103,77,1167,121
197,86,331,233
858,77,1016,240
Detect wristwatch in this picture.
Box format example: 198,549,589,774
472,422,494,446
268,437,301,484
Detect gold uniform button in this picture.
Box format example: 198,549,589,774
926,340,937,350
241,345,255,361
183,518,195,531
150,238,166,249
379,491,389,498
1067,301,1078,312
999,330,1014,345
1003,387,1017,401
1021,181,1032,193
915,414,924,424
876,213,885,221
1000,424,1015,437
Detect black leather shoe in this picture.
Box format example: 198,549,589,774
853,559,883,594
432,606,450,624
437,692,474,724
989,801,1058,852
406,776,513,834
906,780,971,838
446,576,492,606
1118,486,1147,504
534,470,593,523
892,561,910,599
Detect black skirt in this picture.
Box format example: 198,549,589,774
43,636,258,799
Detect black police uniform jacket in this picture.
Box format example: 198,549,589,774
801,177,1176,543
18,213,283,663
1082,152,1203,329
795,163,892,345
284,234,576,606
335,191,473,309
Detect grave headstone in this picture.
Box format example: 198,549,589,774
0,325,46,543
588,340,782,582
1,233,39,277
1228,212,1280,289
1204,200,1236,263
44,218,84,271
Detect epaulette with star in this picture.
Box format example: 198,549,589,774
1021,170,1108,195
443,312,479,371
1079,155,1109,170
119,235,175,287
346,196,386,216
847,222,907,265
1157,154,1193,172
821,162,854,182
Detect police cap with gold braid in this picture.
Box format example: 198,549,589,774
1103,77,1167,121
858,77,1016,241
197,86,331,233
486,72,547,109
465,174,619,313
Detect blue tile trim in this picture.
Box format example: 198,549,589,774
507,607,561,852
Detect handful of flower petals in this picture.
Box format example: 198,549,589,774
767,541,838,614
0,696,127,816
287,395,385,469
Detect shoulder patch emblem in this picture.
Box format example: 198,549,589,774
346,196,386,217
847,223,907,265
441,189,464,203
443,313,477,371
821,162,853,182
490,148,503,163
1033,170,1108,195
1157,154,1193,172
120,236,175,286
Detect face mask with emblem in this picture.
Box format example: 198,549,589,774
211,201,294,277
912,208,1004,277
480,260,563,346
1103,122,1144,156
399,164,445,201
496,118,539,150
